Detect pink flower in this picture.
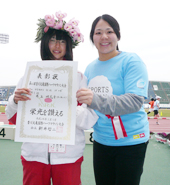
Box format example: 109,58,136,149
64,23,74,32
69,18,79,26
79,33,84,42
44,26,49,33
69,30,78,37
46,18,55,27
69,27,80,37
44,15,54,21
53,20,63,29
55,11,67,20
73,33,84,42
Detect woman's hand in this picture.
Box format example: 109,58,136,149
76,88,93,106
14,88,31,104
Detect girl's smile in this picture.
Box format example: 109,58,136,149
48,36,66,60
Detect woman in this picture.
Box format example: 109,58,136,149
77,14,149,185
5,11,98,185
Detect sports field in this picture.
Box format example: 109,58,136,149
1,137,170,185
145,109,170,117
1,105,170,116
0,106,6,113
1,106,170,117
0,106,170,184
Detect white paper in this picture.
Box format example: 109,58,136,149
15,60,77,145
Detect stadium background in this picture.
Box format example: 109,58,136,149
1,81,170,108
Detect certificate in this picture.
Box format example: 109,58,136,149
15,60,77,145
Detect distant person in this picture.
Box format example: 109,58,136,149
147,98,155,114
154,96,161,124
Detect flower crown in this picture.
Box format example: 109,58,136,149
35,11,84,48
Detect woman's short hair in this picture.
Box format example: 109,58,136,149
40,29,73,60
90,14,121,50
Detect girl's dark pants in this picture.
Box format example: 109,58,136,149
93,140,148,185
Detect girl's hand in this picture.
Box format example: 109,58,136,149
14,88,31,104
76,88,93,106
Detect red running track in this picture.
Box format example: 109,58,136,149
149,118,170,133
0,114,170,133
0,114,9,124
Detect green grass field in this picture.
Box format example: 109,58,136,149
0,106,6,113
145,109,170,117
1,105,170,117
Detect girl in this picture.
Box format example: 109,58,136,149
5,11,98,185
77,14,149,185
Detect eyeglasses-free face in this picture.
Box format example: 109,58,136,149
93,19,119,61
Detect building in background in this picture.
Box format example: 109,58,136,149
1,81,170,107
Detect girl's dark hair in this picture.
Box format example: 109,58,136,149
90,14,121,50
41,29,73,60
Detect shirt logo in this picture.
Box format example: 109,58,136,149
137,79,146,89
133,133,145,139
88,75,113,96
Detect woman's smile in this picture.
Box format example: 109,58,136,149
93,19,119,61
100,42,110,46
